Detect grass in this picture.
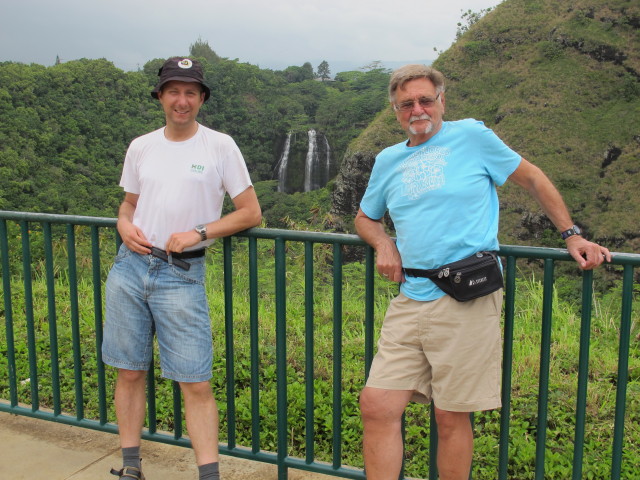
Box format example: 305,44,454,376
1,235,639,479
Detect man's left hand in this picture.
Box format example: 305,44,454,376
165,230,201,254
565,236,611,270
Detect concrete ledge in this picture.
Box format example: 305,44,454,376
0,411,341,479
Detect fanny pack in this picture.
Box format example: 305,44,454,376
403,251,503,302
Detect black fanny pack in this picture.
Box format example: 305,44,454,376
403,251,503,302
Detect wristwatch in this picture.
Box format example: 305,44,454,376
560,224,582,240
195,224,207,241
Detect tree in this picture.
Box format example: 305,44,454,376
317,61,331,81
301,62,315,80
281,63,315,83
189,37,220,63
360,60,385,72
455,8,492,40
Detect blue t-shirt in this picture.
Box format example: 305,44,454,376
360,119,522,301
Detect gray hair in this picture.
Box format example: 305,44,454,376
388,64,446,103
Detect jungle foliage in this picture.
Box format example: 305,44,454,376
0,42,390,221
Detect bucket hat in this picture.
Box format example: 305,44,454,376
151,57,210,101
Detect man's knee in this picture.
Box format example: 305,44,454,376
360,387,411,423
117,369,147,384
180,380,214,400
434,408,472,437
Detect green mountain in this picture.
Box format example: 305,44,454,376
331,0,639,254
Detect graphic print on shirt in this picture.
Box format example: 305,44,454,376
399,146,449,200
190,163,205,174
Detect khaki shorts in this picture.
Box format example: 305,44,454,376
366,291,503,412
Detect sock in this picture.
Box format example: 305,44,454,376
198,462,220,480
122,446,141,470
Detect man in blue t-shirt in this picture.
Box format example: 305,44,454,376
355,64,611,480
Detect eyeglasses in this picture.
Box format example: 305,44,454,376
394,93,441,112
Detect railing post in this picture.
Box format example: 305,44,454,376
147,355,157,434
249,236,261,454
429,404,438,480
172,381,183,440
43,222,61,416
364,245,375,380
499,254,517,480
304,240,315,464
223,236,236,449
21,220,39,411
534,258,555,480
611,264,634,480
0,218,18,407
91,224,108,424
332,243,343,470
66,223,84,420
275,237,288,480
572,270,593,480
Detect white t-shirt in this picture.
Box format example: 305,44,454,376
120,124,253,250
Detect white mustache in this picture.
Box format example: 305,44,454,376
409,114,431,123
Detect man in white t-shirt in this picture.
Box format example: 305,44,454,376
355,64,610,480
102,57,261,480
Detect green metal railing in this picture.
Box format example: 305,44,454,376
1,210,638,479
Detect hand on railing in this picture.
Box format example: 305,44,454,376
565,235,611,270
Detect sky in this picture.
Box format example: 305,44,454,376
1,0,500,73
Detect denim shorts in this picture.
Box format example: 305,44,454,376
102,244,212,382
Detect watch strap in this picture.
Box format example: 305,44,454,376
561,225,581,240
195,224,207,241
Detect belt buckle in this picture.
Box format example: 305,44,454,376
149,247,190,271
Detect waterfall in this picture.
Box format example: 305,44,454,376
304,129,317,192
276,132,292,193
323,135,331,186
274,129,332,193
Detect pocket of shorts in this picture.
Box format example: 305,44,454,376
113,243,132,263
169,258,205,285
490,289,504,315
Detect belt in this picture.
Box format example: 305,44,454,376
149,247,205,271
402,268,434,278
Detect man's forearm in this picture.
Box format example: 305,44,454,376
355,209,404,282
118,200,135,224
355,210,390,249
204,207,261,239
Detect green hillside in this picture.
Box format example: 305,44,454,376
334,0,639,254
0,49,389,218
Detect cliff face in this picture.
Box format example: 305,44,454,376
329,108,405,228
330,0,640,253
330,150,376,224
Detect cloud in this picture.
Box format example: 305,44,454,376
0,0,500,71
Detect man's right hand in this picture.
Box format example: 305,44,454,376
355,208,405,283
116,193,151,254
117,218,152,254
375,239,405,283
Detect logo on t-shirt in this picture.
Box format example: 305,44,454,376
191,164,205,174
400,146,448,200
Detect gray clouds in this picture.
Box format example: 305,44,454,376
1,0,499,71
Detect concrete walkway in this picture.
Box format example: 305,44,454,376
0,411,342,480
